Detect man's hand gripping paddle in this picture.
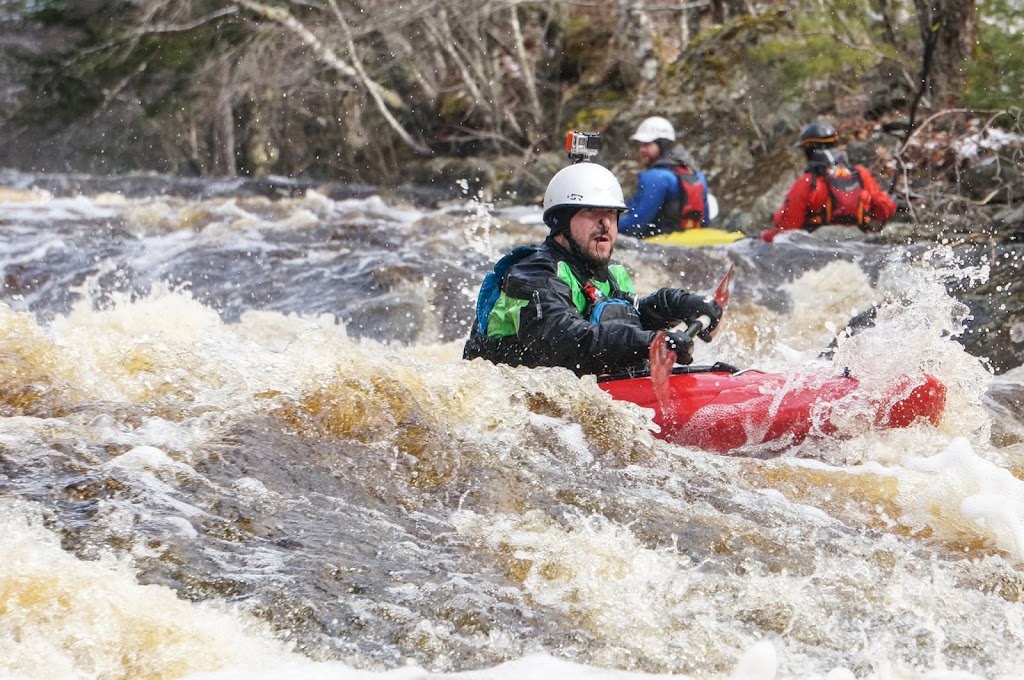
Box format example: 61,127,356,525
650,264,734,403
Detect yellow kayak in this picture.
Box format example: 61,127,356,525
643,228,747,248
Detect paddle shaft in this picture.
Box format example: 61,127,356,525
685,264,734,340
686,315,713,339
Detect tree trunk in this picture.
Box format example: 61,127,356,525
914,0,976,106
214,60,237,176
872,0,899,46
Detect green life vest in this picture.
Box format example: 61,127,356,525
483,259,635,339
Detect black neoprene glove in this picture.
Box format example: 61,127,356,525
668,291,722,341
663,330,694,365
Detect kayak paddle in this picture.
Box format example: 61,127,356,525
651,264,735,396
685,263,734,340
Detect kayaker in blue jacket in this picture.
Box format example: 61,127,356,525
463,161,722,377
620,116,713,239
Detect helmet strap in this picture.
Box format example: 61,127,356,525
551,230,592,272
803,143,830,161
545,206,580,236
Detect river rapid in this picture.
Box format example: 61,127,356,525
1,170,1023,680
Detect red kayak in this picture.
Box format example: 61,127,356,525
598,365,946,453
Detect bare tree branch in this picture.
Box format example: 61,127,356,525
127,6,240,35
508,3,543,133
234,0,430,154
325,0,431,153
233,0,363,89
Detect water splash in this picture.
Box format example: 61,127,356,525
1,179,1023,680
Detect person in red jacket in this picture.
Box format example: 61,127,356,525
763,121,896,242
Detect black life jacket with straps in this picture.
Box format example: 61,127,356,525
463,242,642,368
580,279,638,325
470,243,640,337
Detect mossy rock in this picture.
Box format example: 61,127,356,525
567,108,619,134
400,157,498,200
493,152,567,205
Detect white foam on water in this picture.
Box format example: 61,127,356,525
0,500,294,680
6,489,991,680
778,429,1024,563
780,260,879,355
37,283,373,422
452,508,683,625
180,648,770,680
899,437,1024,560
0,191,120,222
2,185,1022,680
174,644,1004,680
333,194,426,224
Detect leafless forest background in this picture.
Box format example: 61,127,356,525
0,0,1019,211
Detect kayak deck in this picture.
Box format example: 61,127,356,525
643,228,746,248
598,366,946,453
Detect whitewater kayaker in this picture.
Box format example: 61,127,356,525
763,120,896,242
463,161,723,377
619,116,714,239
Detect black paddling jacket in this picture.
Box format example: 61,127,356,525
463,238,693,377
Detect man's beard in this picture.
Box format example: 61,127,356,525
568,232,612,270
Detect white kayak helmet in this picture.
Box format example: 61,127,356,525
542,162,627,228
630,116,676,143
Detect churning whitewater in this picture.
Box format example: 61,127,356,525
1,174,1023,680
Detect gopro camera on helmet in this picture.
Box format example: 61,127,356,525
565,131,601,161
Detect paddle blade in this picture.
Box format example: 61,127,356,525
685,264,735,340
649,332,680,427
649,331,675,404
707,264,734,340
713,264,734,311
